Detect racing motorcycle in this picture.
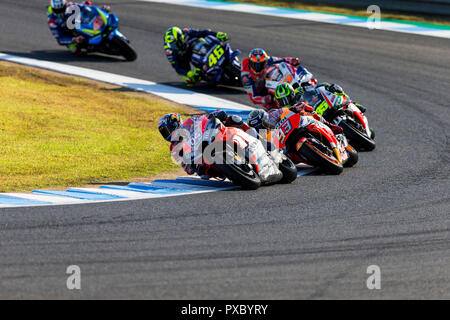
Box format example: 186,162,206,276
265,62,375,151
173,115,297,190
301,85,376,151
265,62,317,96
190,36,242,87
75,5,137,61
270,110,358,175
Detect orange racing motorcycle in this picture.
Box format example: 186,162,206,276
269,109,358,175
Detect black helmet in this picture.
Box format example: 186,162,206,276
158,113,182,141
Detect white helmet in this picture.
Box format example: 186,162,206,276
50,0,67,15
247,109,271,130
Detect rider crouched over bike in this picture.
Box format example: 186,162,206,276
246,83,343,146
163,27,229,86
158,111,249,178
241,48,301,110
276,83,343,134
47,0,111,55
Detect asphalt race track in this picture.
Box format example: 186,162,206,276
0,0,449,299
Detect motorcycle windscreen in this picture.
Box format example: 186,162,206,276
77,7,106,36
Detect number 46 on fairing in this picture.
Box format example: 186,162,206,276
208,45,225,67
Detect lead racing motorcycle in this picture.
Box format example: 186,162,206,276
172,115,297,190
189,36,242,87
74,5,137,61
265,62,376,151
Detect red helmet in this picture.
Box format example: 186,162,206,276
248,48,269,74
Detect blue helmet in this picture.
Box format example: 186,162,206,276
247,109,270,130
158,113,182,141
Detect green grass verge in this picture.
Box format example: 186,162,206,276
217,0,450,26
0,62,193,192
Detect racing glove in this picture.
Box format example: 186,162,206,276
216,32,228,42
291,58,301,67
182,68,201,86
208,110,228,122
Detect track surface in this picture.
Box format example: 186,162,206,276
0,0,449,299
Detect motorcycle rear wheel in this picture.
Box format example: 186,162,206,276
298,142,344,175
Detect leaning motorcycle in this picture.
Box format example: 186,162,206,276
190,36,242,87
173,115,297,190
301,85,376,151
75,5,137,61
264,62,317,97
270,111,358,175
265,62,375,151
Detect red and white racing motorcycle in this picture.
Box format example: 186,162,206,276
265,62,376,151
172,115,298,190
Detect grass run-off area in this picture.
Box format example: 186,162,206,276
0,62,195,192
220,0,450,26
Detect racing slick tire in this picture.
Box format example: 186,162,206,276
340,120,376,151
223,62,243,87
298,142,344,175
112,36,137,61
279,157,298,183
344,144,358,167
216,163,261,190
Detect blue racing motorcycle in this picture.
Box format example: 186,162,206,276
75,5,137,61
190,36,242,87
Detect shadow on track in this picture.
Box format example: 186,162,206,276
2,50,127,63
159,81,246,95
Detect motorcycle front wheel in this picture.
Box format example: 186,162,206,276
340,119,376,151
279,157,298,183
112,36,137,61
215,162,261,190
223,61,243,87
298,141,344,175
344,144,359,167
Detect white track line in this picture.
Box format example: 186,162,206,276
139,0,450,39
0,49,315,208
0,53,253,112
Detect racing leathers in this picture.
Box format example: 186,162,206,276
303,82,367,113
47,1,111,54
241,56,301,110
270,103,343,135
169,111,250,177
164,28,228,85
